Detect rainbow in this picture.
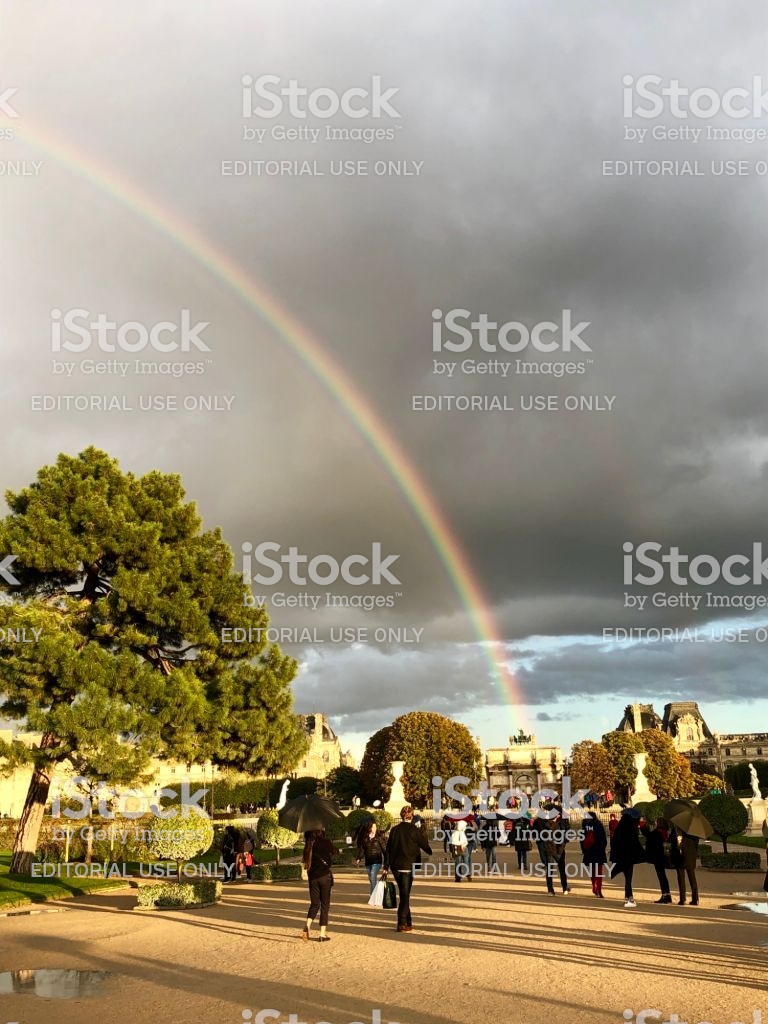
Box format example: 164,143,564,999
15,121,525,725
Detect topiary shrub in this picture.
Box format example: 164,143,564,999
136,879,222,908
324,812,348,842
371,809,393,833
147,814,215,875
255,809,299,864
346,808,374,837
250,862,302,883
698,794,749,854
634,800,668,826
700,851,761,871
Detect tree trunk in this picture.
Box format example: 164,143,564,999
11,764,53,875
722,835,728,855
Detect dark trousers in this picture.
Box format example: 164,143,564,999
653,861,670,896
222,856,236,882
395,869,413,927
516,848,528,870
307,874,332,927
537,842,568,892
611,860,634,899
676,865,698,903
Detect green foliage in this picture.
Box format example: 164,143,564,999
324,812,349,841
255,809,299,851
601,731,644,799
700,851,761,870
249,862,302,883
698,793,749,854
346,808,374,836
570,740,614,792
146,814,214,864
639,731,693,799
360,712,483,808
288,777,319,799
326,766,361,805
136,879,222,907
691,770,724,797
210,777,285,810
725,760,768,795
371,809,393,833
634,800,668,825
0,448,306,872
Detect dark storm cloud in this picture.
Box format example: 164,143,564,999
3,0,768,736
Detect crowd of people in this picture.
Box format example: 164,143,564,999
297,804,707,940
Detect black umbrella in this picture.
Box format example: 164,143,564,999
278,794,345,833
663,799,713,839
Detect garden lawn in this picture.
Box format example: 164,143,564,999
0,853,129,910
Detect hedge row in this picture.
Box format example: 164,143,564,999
250,863,302,882
701,852,762,870
137,879,222,907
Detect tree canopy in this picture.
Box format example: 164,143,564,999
0,448,306,872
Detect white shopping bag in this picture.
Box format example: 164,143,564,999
368,880,385,908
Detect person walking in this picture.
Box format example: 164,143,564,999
440,813,453,859
480,817,498,871
301,828,335,942
385,805,432,932
449,819,472,881
643,817,672,904
242,828,256,882
513,814,532,872
221,825,238,884
543,808,571,895
670,825,699,906
581,810,608,898
610,809,645,908
356,820,387,894
608,813,619,839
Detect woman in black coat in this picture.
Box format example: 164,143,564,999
302,828,335,942
643,818,672,904
609,810,645,907
580,811,608,897
669,825,699,906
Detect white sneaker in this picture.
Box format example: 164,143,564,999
624,900,636,908
562,889,572,895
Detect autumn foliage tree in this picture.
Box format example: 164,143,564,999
360,712,482,808
0,448,306,874
570,740,614,792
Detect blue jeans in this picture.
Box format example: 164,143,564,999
366,862,383,893
453,850,471,880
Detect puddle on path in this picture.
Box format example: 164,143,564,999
0,969,111,998
721,902,768,915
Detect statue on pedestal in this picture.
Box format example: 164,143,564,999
384,760,407,816
746,763,767,835
630,751,656,806
749,763,761,800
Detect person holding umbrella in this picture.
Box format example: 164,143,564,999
609,807,645,907
385,805,432,932
664,799,711,907
277,793,346,942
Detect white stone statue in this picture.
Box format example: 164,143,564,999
630,751,656,805
275,778,290,810
384,760,407,815
749,763,761,800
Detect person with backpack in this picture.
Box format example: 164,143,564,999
355,819,387,894
385,805,432,932
449,819,471,881
580,810,608,897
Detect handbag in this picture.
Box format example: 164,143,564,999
368,880,386,907
382,879,398,910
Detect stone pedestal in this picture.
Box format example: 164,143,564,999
630,751,656,806
384,760,407,818
746,797,767,836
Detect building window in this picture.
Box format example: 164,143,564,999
742,748,748,756
302,761,307,769
169,767,176,774
725,748,731,756
758,748,763,755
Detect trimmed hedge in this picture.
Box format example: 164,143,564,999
137,879,222,908
701,851,761,871
250,862,302,883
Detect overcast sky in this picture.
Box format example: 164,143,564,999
2,1,768,762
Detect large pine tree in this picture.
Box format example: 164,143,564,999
0,447,306,873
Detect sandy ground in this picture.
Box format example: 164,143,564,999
0,845,766,1024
